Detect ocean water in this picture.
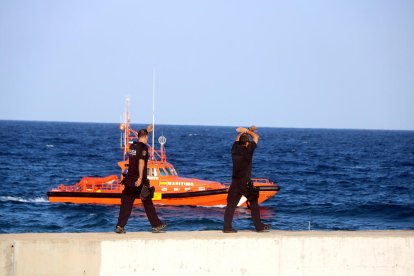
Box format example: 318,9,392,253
0,121,413,233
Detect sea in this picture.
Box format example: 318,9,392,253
0,121,413,233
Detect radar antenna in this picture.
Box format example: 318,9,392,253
152,68,155,160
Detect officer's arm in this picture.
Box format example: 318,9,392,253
236,127,259,144
138,159,145,181
135,159,145,187
248,129,259,144
235,127,247,141
146,124,153,133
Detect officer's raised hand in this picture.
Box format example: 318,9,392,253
236,127,248,133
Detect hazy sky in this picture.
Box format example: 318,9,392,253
1,1,413,130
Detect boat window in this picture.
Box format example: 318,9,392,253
159,168,167,176
147,168,150,176
169,167,178,176
151,168,158,177
165,167,173,176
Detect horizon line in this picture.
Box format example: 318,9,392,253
1,119,413,132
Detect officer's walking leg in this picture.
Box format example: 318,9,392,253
224,186,242,229
142,198,162,227
248,198,262,229
117,193,135,227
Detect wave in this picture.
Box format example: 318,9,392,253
0,196,48,203
198,204,226,208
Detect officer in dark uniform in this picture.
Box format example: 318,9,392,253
115,124,167,233
223,126,271,233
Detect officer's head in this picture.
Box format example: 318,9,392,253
239,133,250,146
138,129,149,143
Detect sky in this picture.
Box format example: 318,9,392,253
0,0,413,130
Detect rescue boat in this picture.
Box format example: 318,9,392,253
47,100,280,207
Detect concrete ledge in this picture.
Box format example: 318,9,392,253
1,231,413,275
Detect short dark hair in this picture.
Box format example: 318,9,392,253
138,129,148,138
239,133,250,145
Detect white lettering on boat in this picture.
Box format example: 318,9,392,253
163,181,194,187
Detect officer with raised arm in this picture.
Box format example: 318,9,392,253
223,125,271,233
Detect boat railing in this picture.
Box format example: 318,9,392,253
251,178,274,184
82,182,122,192
55,184,83,192
55,181,121,192
148,146,166,162
223,178,275,186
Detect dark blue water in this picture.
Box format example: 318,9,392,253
1,121,413,233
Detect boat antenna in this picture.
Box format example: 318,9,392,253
152,68,155,160
124,97,131,160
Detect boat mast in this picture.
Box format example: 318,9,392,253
152,68,155,160
124,97,130,161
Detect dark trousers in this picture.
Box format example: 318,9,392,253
116,183,161,228
223,178,262,230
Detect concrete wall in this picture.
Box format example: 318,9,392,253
1,231,413,276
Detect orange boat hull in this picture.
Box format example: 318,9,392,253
47,188,278,207
47,181,279,206
48,172,280,207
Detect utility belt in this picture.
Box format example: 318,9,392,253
120,172,134,185
121,176,154,200
121,175,149,187
246,179,259,197
140,179,154,201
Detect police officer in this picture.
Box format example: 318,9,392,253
223,126,271,233
115,124,167,233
